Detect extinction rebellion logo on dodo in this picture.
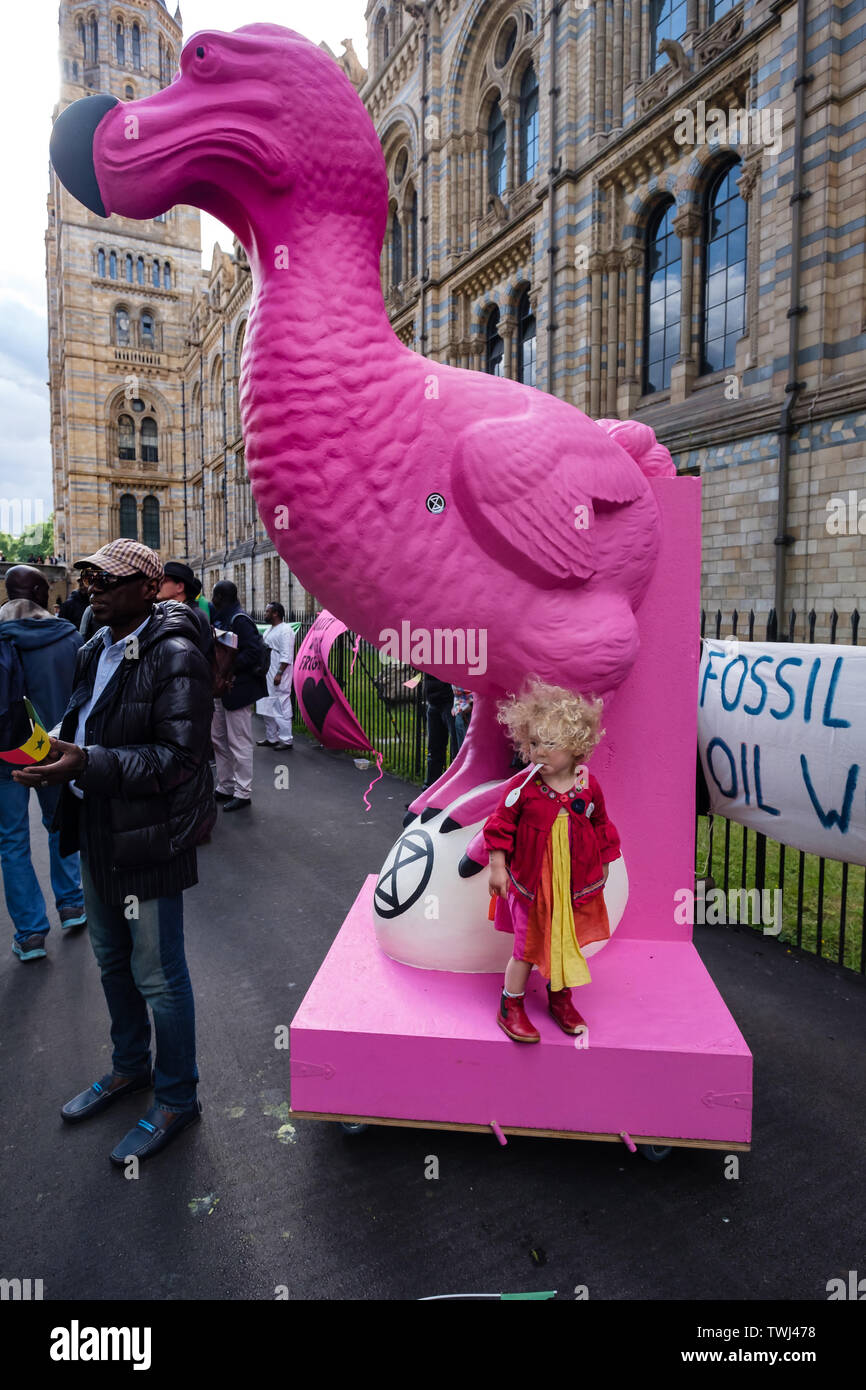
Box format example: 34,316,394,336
375,828,435,918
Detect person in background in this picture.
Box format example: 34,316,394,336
0,565,85,960
59,573,90,629
421,673,458,792
210,581,268,813
157,561,214,662
257,602,294,750
53,600,62,616
452,686,473,750
13,540,214,1165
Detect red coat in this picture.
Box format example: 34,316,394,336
482,768,621,905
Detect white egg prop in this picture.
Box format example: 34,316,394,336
373,778,628,972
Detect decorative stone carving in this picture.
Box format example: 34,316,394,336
695,9,745,69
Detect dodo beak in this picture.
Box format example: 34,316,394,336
49,95,119,218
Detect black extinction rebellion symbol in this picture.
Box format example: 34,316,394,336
374,829,434,919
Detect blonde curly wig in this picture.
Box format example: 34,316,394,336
496,677,605,764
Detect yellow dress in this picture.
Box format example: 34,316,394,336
527,808,593,991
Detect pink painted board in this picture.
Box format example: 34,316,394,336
593,476,702,945
291,876,752,1145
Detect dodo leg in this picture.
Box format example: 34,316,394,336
404,693,513,825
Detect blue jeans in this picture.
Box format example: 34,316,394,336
0,773,84,944
81,849,199,1112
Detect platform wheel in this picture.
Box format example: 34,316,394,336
339,1121,368,1135
637,1143,672,1162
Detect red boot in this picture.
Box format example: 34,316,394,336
497,991,540,1043
547,984,587,1036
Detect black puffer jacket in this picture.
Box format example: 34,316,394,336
55,601,215,905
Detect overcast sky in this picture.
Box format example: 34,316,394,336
0,1,368,531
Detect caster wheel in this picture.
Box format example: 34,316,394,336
340,1121,368,1135
638,1144,672,1162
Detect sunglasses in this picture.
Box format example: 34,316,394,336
80,568,146,591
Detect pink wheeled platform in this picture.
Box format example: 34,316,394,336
290,876,751,1149
290,478,752,1152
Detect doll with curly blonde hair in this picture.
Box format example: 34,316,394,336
482,678,622,1043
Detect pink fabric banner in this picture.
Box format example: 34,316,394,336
293,610,374,753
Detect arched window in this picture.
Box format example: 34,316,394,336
89,15,98,63
115,21,125,65
136,256,145,285
394,148,408,184
115,306,130,345
163,262,171,289
643,199,681,394
191,383,201,466
650,0,688,74
109,249,117,278
233,323,246,436
495,17,518,67
131,22,141,70
519,65,539,184
77,18,85,52
141,417,158,464
118,415,135,460
125,85,134,100
125,253,133,282
485,307,504,376
142,496,160,549
701,162,748,374
97,248,106,277
119,493,137,539
151,258,160,287
516,289,536,387
488,99,507,198
410,189,418,278
140,312,155,348
390,210,403,286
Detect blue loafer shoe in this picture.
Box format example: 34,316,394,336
109,1101,202,1166
61,1070,154,1123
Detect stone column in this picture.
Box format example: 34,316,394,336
629,0,642,87
619,245,644,415
500,308,516,378
588,251,605,417
605,250,622,415
502,97,518,197
737,154,762,370
595,1,607,134
670,205,702,402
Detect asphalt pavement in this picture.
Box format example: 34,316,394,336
1,731,864,1301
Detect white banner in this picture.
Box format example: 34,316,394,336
698,639,866,866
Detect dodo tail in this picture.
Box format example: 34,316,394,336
594,417,676,478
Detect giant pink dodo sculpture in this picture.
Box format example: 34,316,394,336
49,22,674,847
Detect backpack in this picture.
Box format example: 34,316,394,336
211,613,269,696
0,638,31,755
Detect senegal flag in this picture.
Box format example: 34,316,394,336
0,698,51,765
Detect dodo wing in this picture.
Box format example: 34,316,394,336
452,404,646,585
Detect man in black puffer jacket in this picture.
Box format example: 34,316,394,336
12,540,215,1168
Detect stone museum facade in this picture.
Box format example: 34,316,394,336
48,0,865,622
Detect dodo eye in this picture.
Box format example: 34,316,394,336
196,46,205,58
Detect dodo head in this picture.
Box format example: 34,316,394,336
49,24,387,253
